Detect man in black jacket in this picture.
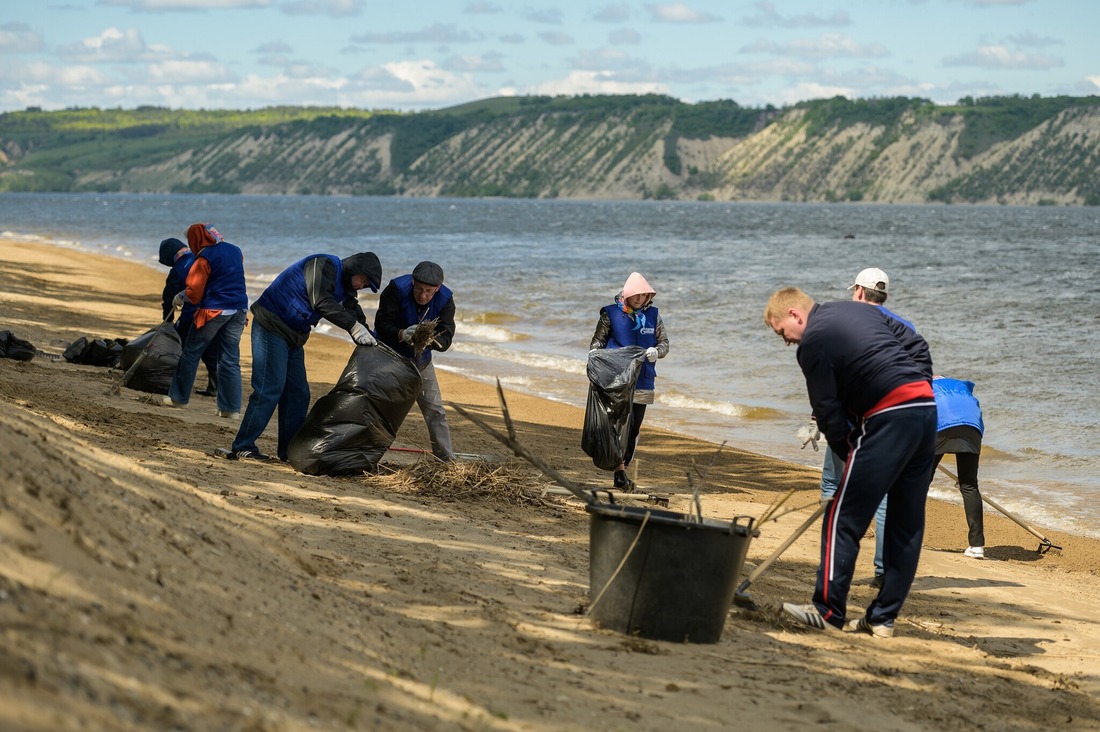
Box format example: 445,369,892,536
764,287,936,638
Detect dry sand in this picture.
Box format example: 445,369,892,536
1,239,1099,731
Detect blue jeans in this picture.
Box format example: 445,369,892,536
232,321,309,461
169,310,245,413
821,443,887,577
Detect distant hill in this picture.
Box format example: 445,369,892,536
2,94,1099,205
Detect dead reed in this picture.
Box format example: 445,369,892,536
377,458,557,506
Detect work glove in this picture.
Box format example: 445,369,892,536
350,322,376,346
401,326,417,344
172,291,186,310
796,420,822,451
645,347,659,362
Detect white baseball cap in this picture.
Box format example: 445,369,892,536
848,267,889,294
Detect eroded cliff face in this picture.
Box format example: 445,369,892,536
68,105,1100,205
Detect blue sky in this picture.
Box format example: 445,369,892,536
1,0,1097,113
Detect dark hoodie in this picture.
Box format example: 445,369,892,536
340,252,382,294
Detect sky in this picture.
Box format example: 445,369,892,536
1,0,1097,114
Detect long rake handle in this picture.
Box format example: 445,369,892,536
935,463,1059,550
739,503,827,590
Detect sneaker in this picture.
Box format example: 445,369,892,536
216,410,240,420
869,574,884,590
845,615,895,638
161,396,185,408
964,546,985,559
231,448,271,462
781,602,835,631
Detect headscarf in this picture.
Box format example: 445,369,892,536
617,272,656,330
186,223,224,255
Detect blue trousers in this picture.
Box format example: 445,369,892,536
821,444,887,577
232,322,309,461
814,402,937,628
168,310,245,413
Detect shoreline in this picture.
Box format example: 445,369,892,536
4,237,1100,729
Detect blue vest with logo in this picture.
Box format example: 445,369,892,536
933,378,984,435
604,303,658,391
256,254,347,334
392,273,453,367
196,241,248,311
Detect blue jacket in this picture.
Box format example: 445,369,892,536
255,254,348,334
196,241,248,311
375,274,456,368
933,378,984,435
604,303,658,391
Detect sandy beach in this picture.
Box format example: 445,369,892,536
2,239,1099,731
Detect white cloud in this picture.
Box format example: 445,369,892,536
98,0,272,10
539,31,574,46
0,22,43,54
441,52,505,73
570,48,632,71
609,28,641,45
522,8,564,25
740,0,849,28
943,45,1063,70
280,0,364,17
528,70,669,97
144,59,236,83
58,28,160,63
350,24,482,45
646,3,720,23
593,4,631,23
742,33,889,60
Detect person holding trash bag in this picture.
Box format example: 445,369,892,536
159,237,218,397
374,261,457,462
163,223,248,419
227,252,383,462
931,375,986,558
587,272,669,491
765,286,935,638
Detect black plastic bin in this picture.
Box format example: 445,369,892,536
587,503,757,643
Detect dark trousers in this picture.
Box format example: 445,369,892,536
933,452,984,547
814,402,937,628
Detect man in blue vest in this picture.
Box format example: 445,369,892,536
163,223,249,419
375,261,457,462
228,252,382,462
766,286,935,638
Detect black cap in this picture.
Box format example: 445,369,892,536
341,252,382,292
412,261,444,286
159,237,185,267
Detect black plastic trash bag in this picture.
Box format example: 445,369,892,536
63,336,126,367
582,346,646,471
0,330,36,361
119,325,182,394
287,343,423,476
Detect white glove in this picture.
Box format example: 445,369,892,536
796,421,822,451
172,291,186,310
350,322,376,346
401,326,417,344
645,347,659,362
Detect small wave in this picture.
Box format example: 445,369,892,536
468,311,521,325
457,321,526,342
658,392,785,420
448,342,587,375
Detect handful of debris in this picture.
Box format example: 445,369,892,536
408,318,440,357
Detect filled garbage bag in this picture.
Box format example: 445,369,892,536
287,343,422,476
582,346,646,471
0,330,36,361
119,325,182,394
63,336,126,367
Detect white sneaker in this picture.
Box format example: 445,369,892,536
216,410,240,420
161,396,184,408
964,546,985,559
781,602,836,631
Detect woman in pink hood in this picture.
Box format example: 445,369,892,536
589,272,669,490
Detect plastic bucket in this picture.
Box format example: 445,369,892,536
586,503,756,643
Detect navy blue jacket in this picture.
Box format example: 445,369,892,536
375,274,456,368
797,301,933,456
604,304,658,391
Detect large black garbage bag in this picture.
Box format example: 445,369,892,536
288,343,423,476
582,346,646,470
119,325,182,394
63,336,127,367
0,330,36,361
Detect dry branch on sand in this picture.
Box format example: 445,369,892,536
377,459,557,506
408,318,439,357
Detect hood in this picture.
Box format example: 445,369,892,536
621,272,656,305
159,237,186,267
186,223,224,255
341,252,382,292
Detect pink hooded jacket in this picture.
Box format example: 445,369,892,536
621,272,655,306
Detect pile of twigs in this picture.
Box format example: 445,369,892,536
409,318,439,357
377,459,554,506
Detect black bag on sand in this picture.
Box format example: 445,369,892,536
63,336,127,367
582,346,646,471
287,343,423,476
0,330,36,361
119,326,183,394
